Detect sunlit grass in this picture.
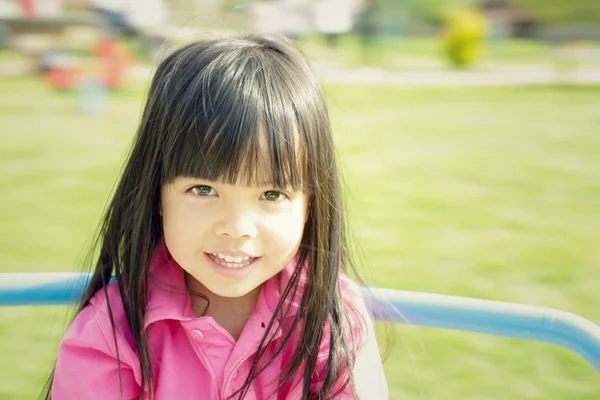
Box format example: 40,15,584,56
296,35,568,71
1,77,599,399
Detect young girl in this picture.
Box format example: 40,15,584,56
45,34,388,399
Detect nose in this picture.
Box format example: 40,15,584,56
214,206,258,239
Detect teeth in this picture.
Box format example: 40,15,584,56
210,253,255,269
215,253,250,262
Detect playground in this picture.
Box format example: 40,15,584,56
1,1,600,398
1,77,599,398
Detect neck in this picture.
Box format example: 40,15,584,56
185,273,261,340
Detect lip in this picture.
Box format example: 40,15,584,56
204,252,261,279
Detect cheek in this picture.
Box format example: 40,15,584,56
263,204,307,251
161,211,188,258
162,202,209,246
162,209,213,270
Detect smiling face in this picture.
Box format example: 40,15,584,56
160,176,309,300
153,37,321,304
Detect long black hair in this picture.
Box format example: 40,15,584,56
43,34,362,399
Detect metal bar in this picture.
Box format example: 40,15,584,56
1,273,599,372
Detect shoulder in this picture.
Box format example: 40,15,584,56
311,275,372,360
64,282,138,363
87,282,127,324
311,276,388,398
339,275,371,353
53,283,142,398
339,276,389,399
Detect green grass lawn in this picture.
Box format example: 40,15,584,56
296,35,600,73
0,77,599,399
297,35,577,71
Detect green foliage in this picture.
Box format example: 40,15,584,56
512,0,600,25
443,10,489,67
412,0,479,23
361,0,479,34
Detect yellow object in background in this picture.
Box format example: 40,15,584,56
443,10,489,68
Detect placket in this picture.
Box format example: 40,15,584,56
182,318,236,398
221,313,283,400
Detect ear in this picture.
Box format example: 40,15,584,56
159,189,163,216
158,184,165,216
304,197,310,224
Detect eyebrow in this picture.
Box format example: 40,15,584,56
177,176,295,190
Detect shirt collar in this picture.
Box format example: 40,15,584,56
144,240,195,328
262,256,306,319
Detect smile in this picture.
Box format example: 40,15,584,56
207,253,257,269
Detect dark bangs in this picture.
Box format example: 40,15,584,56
158,37,321,191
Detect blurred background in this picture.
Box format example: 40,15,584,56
1,0,599,399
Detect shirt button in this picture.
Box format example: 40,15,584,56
191,329,203,340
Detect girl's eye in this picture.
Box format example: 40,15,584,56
261,190,288,202
190,185,216,196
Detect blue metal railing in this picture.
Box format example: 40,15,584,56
1,272,600,372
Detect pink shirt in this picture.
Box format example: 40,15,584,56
52,245,388,399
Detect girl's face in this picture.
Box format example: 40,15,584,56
160,173,309,300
